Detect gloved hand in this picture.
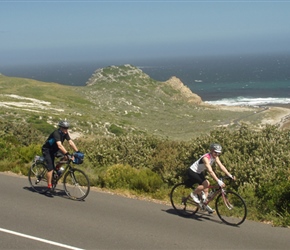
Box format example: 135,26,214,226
65,153,72,161
218,179,225,187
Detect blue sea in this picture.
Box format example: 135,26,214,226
1,54,290,106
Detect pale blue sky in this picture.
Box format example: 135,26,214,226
1,0,290,67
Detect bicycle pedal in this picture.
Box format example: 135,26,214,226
198,203,205,209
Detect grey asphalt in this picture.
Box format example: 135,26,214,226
0,172,289,250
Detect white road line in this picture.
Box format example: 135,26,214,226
0,228,84,250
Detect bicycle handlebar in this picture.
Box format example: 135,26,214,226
220,176,233,180
219,176,235,186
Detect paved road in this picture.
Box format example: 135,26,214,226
0,172,289,249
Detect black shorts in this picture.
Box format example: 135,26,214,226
42,147,55,171
187,168,206,185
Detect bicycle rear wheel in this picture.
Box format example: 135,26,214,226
28,162,49,194
63,168,90,201
215,190,247,226
170,183,199,217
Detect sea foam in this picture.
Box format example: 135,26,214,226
205,97,290,106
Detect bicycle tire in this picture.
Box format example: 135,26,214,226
63,168,90,201
215,190,247,226
170,183,199,217
28,162,49,194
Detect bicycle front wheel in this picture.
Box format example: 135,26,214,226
215,190,247,226
170,183,199,217
28,162,49,194
63,168,90,201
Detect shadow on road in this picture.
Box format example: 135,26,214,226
163,208,236,227
23,186,77,201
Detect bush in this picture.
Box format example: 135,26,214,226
150,140,191,185
102,164,163,193
18,144,42,163
131,168,164,193
108,124,125,136
102,164,137,189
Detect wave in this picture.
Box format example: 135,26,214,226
205,97,290,106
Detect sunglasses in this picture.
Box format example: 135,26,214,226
214,151,221,155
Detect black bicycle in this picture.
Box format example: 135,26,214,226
170,177,247,226
28,152,90,201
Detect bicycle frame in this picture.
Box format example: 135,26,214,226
53,160,71,180
203,185,233,209
202,184,220,206
202,178,233,206
52,159,86,187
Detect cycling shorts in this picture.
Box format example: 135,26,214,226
42,147,55,171
187,168,206,185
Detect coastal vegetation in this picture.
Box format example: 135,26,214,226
0,65,289,227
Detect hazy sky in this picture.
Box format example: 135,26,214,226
1,0,290,67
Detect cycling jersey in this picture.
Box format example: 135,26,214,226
42,129,71,154
189,152,215,174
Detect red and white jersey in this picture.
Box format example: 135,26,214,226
189,152,215,174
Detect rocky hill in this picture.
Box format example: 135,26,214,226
86,64,202,104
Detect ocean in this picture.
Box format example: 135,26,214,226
1,54,290,106
138,54,290,106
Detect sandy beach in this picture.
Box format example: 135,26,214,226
264,104,290,129
216,103,290,130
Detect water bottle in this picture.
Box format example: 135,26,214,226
57,167,64,176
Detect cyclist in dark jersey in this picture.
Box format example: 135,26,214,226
42,120,79,190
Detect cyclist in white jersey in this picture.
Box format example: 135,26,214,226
188,143,234,213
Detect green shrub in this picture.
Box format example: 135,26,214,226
108,124,124,136
0,159,26,174
0,138,13,160
84,134,159,168
102,164,163,193
102,164,137,189
131,168,164,193
18,144,42,163
150,140,191,185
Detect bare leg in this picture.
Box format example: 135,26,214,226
194,180,210,198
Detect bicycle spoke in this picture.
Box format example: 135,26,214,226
69,181,86,197
223,194,234,210
28,162,49,194
63,168,90,201
215,191,247,226
170,183,199,217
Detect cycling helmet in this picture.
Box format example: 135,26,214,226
210,143,222,153
58,120,70,128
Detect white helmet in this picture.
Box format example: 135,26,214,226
210,143,222,153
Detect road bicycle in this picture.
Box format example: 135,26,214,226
28,152,90,201
170,176,247,226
